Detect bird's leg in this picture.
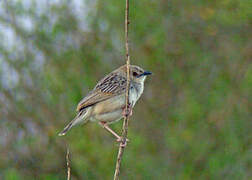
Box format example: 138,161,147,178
99,121,129,145
122,103,133,117
99,121,120,139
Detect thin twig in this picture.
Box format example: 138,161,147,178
66,147,71,180
113,0,130,179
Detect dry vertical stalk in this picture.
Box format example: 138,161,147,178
113,0,130,179
66,147,71,180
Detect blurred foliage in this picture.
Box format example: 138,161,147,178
0,0,251,179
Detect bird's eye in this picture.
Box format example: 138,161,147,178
133,72,138,76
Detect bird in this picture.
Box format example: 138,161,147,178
58,64,151,143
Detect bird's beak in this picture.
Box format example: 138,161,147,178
143,71,152,76
138,71,152,77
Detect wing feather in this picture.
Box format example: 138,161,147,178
76,73,127,111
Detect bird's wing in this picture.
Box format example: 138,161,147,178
76,73,127,112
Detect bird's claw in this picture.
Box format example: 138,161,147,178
120,142,127,147
122,104,132,117
116,137,129,147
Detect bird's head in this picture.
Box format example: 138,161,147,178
117,65,152,84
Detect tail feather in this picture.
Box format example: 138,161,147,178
58,121,74,136
58,110,87,136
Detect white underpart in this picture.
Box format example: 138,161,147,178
129,77,145,107
87,76,146,124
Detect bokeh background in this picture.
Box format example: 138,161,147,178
0,0,251,179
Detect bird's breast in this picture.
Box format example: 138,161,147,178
129,82,144,106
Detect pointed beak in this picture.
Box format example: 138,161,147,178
142,71,152,76
137,71,152,77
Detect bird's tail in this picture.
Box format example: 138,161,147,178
58,110,88,136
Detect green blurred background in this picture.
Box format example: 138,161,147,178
0,0,251,179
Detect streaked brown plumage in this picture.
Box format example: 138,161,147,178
58,65,151,141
